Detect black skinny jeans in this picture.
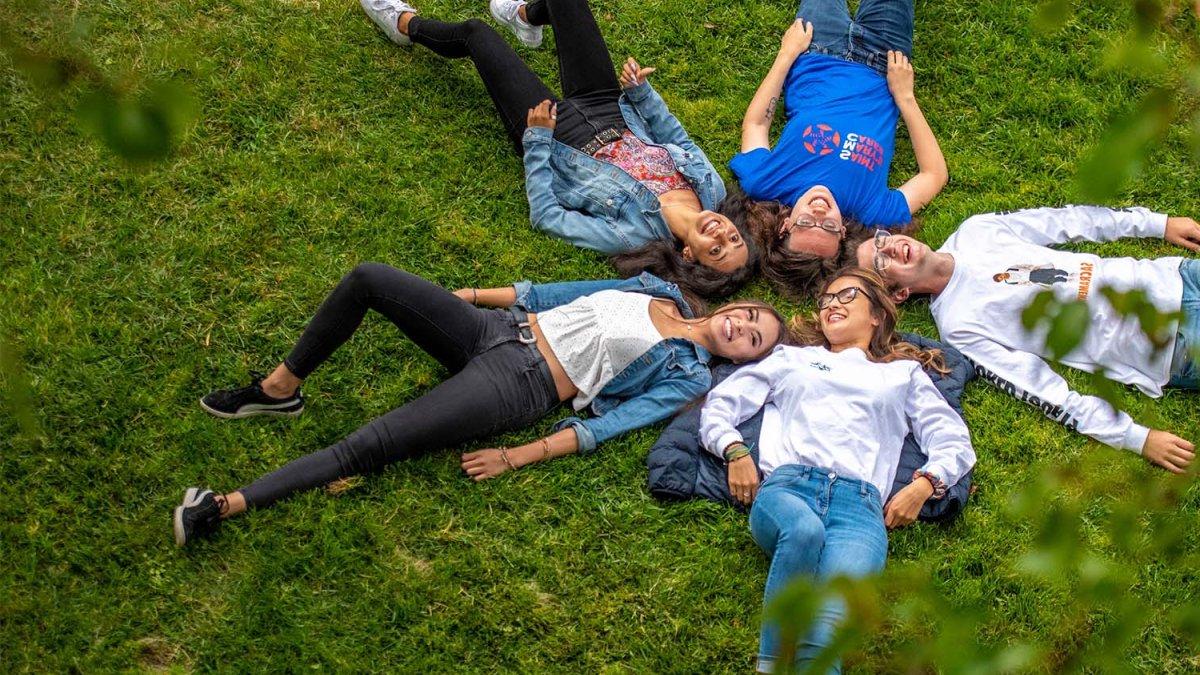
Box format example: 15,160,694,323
407,0,627,154
239,264,560,508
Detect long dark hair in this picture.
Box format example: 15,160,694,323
791,267,947,373
609,191,760,301
738,189,917,300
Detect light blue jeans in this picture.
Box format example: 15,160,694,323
749,465,889,674
1169,259,1200,388
797,0,915,76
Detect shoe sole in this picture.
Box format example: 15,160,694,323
174,487,199,547
199,397,304,420
489,2,542,48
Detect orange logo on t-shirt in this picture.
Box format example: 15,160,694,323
802,124,841,156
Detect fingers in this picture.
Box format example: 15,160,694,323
803,20,813,37
549,101,557,121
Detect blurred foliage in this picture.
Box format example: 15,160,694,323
773,2,1199,670
0,2,197,163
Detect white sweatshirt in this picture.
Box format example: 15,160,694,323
931,206,1183,453
699,345,976,500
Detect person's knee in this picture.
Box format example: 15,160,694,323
777,516,825,552
462,18,491,36
346,262,393,293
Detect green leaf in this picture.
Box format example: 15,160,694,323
1074,88,1175,202
1044,300,1090,359
1033,0,1072,32
1021,290,1058,331
75,81,196,163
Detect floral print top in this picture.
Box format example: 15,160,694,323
592,130,693,196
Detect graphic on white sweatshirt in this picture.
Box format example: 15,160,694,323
931,206,1184,453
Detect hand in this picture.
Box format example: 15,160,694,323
1142,429,1195,474
461,448,512,481
452,288,475,304
886,50,915,102
727,454,760,507
883,476,934,529
527,100,557,130
619,57,656,89
780,20,814,59
1165,216,1200,253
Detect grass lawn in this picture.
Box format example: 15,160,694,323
2,0,1199,670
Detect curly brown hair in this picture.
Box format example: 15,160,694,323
790,266,948,373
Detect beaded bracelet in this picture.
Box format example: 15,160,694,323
723,442,752,463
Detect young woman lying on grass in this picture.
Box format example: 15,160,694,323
357,0,758,300
174,264,786,546
735,0,947,297
700,268,975,673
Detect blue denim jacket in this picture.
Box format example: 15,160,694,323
520,81,728,255
512,273,713,454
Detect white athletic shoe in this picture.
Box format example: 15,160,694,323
361,0,416,46
490,0,543,48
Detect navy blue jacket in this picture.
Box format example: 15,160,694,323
646,333,975,523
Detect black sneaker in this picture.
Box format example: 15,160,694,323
199,372,304,419
173,487,224,547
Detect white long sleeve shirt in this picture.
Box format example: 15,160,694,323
699,345,976,500
931,206,1183,453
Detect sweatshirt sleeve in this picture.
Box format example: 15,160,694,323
904,367,976,496
699,351,782,458
960,206,1167,247
955,334,1150,452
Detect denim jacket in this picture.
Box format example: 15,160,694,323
520,81,728,255
512,273,713,454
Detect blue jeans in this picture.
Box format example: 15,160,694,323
1169,259,1200,388
797,0,914,76
749,465,889,674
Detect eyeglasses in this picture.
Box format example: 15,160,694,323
872,230,891,272
780,216,844,238
817,286,871,310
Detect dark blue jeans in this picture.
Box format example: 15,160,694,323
797,0,914,76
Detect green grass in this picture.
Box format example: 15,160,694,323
2,0,1199,671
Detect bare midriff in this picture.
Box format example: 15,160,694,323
526,313,580,403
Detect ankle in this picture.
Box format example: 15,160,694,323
397,11,415,35
261,380,298,399
219,492,247,519
517,4,528,22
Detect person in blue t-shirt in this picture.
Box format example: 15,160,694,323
732,0,947,297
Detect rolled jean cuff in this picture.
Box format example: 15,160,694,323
755,656,775,673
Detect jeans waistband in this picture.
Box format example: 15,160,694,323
503,307,558,398
765,463,879,498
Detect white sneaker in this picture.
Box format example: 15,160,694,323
361,0,416,46
490,0,543,48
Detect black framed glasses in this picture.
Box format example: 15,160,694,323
817,286,870,310
872,230,891,272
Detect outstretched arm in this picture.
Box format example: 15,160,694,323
460,428,579,481
888,51,948,215
741,20,813,152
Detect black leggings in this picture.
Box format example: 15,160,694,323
239,264,560,508
407,0,626,154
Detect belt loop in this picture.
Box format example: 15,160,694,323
860,480,868,496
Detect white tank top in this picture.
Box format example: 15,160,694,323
536,290,667,410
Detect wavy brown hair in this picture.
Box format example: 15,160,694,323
734,187,918,300
790,266,947,374
610,189,761,301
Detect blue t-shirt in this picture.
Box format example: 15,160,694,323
729,54,910,228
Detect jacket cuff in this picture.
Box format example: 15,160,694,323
622,81,653,103
555,417,597,454
912,469,948,500
1150,211,1169,238
1123,423,1150,455
512,281,533,308
522,126,554,146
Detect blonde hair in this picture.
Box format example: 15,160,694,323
790,267,948,373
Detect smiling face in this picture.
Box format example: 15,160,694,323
854,232,934,293
682,211,749,272
818,276,880,348
704,304,784,362
781,186,844,259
